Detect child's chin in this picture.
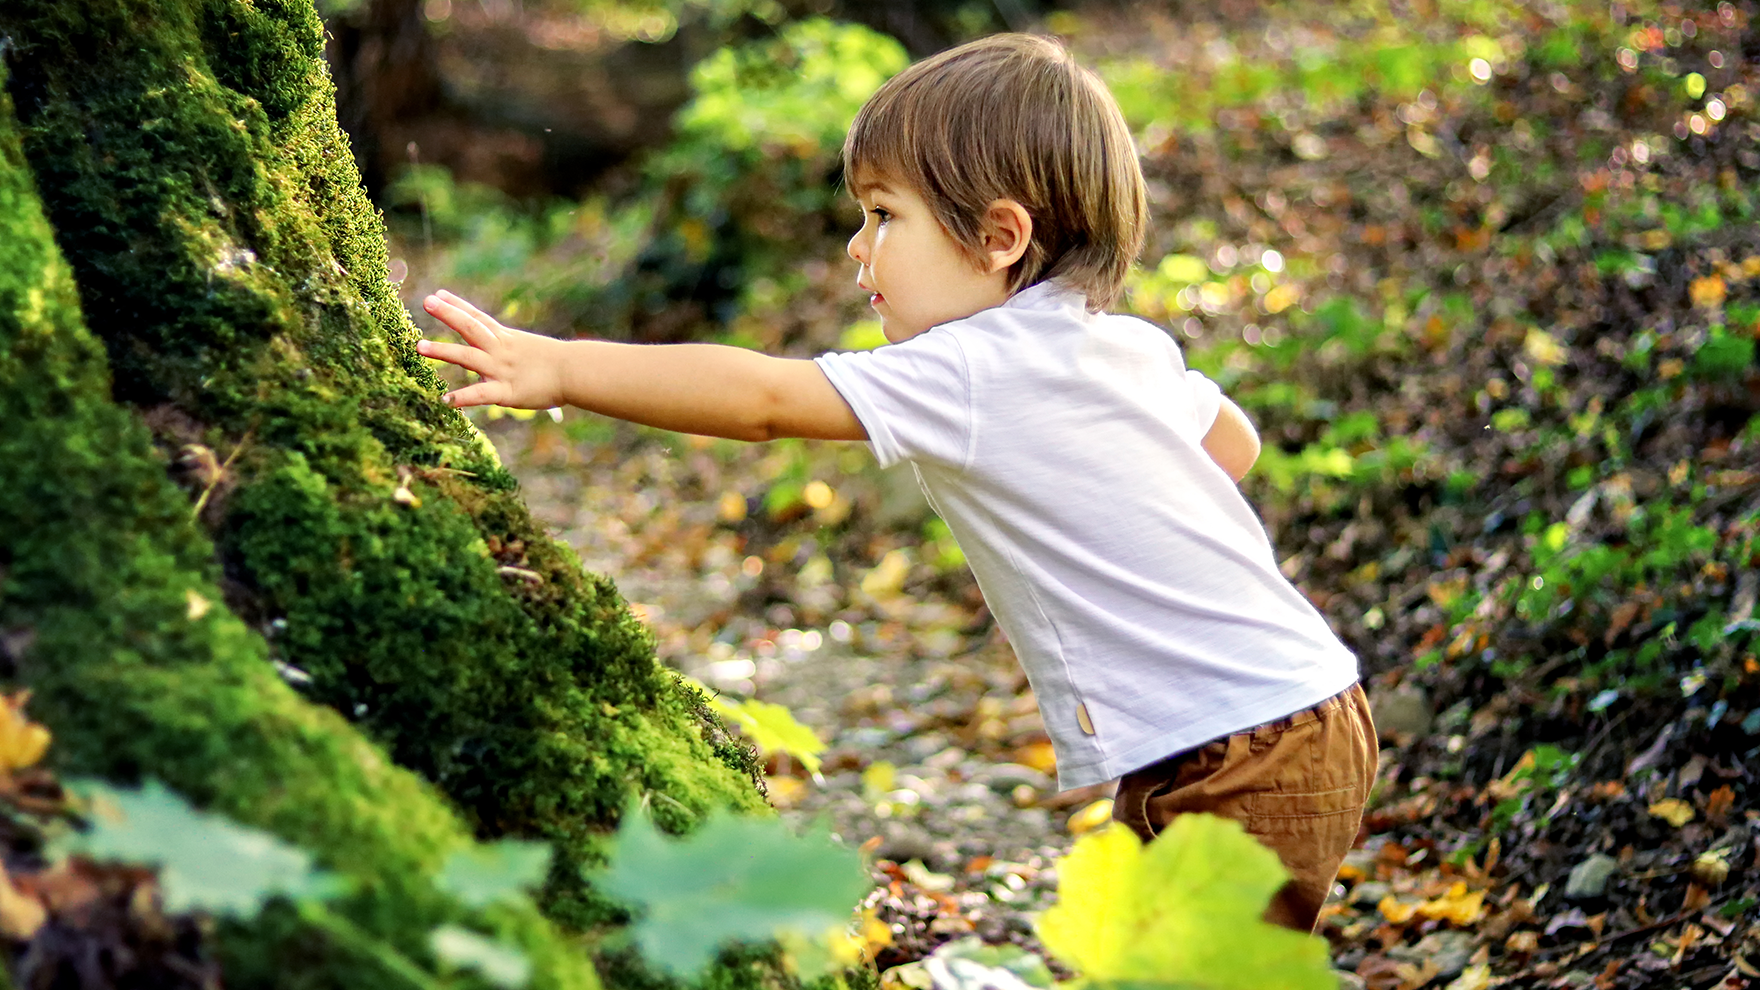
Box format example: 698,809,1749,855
883,321,929,344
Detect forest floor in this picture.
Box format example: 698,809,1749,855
484,406,1754,990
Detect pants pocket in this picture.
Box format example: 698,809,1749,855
1245,785,1360,829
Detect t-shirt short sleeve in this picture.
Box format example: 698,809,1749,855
815,331,972,469
1186,368,1223,438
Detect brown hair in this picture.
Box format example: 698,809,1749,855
842,33,1147,312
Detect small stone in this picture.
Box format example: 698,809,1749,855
1349,880,1392,906
977,763,1053,793
878,826,935,865
1565,853,1619,900
1339,847,1377,880
1389,930,1473,977
1334,971,1368,990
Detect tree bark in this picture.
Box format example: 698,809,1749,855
0,0,763,957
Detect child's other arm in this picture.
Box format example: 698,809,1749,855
416,290,867,442
1201,397,1260,482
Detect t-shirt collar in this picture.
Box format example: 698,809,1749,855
1003,279,1089,314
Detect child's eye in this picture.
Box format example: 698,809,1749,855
869,208,892,223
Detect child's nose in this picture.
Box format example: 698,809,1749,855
846,229,867,265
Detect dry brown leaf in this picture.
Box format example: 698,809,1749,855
1396,958,1441,990
1704,784,1735,822
1681,883,1711,913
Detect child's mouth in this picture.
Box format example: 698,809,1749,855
870,292,884,307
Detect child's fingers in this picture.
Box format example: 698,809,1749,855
441,381,507,408
415,338,494,376
436,290,505,335
423,294,498,349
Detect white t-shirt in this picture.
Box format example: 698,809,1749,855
815,281,1359,790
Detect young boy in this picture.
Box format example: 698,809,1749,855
415,32,1375,933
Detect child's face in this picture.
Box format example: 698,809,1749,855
846,178,1011,343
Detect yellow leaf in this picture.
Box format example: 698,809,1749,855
802,481,834,510
0,693,50,773
1263,282,1303,314
1379,895,1422,924
0,865,45,941
716,491,747,524
1067,798,1115,835
1013,741,1057,775
860,550,912,600
1037,825,1141,973
861,761,895,800
1690,275,1727,308
184,588,211,621
1417,882,1486,925
1649,798,1695,827
1445,963,1492,990
1038,816,1333,988
712,696,826,776
1524,328,1568,366
766,776,807,809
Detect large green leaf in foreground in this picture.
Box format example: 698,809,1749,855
1037,815,1334,990
596,809,870,977
56,780,341,917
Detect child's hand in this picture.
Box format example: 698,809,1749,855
416,290,567,409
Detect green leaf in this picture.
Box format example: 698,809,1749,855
435,839,552,908
1036,816,1334,990
55,780,341,917
430,924,531,989
698,687,826,776
596,807,870,977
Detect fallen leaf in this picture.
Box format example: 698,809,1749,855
0,865,45,940
1445,963,1491,990
1648,797,1695,827
1012,741,1057,775
1378,895,1421,925
0,692,51,773
1690,274,1727,308
1417,882,1486,926
1704,784,1735,822
1395,958,1441,990
766,775,807,808
1066,798,1114,836
1681,883,1711,913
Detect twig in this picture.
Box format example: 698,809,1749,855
191,425,255,519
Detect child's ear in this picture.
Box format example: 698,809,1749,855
981,199,1033,273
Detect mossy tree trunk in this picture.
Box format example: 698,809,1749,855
0,0,763,949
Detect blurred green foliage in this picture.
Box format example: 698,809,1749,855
392,17,904,341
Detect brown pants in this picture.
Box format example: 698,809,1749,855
1111,683,1378,933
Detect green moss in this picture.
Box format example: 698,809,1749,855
0,66,600,990
0,0,765,933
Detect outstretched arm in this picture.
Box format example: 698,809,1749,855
416,290,867,442
1202,397,1260,482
